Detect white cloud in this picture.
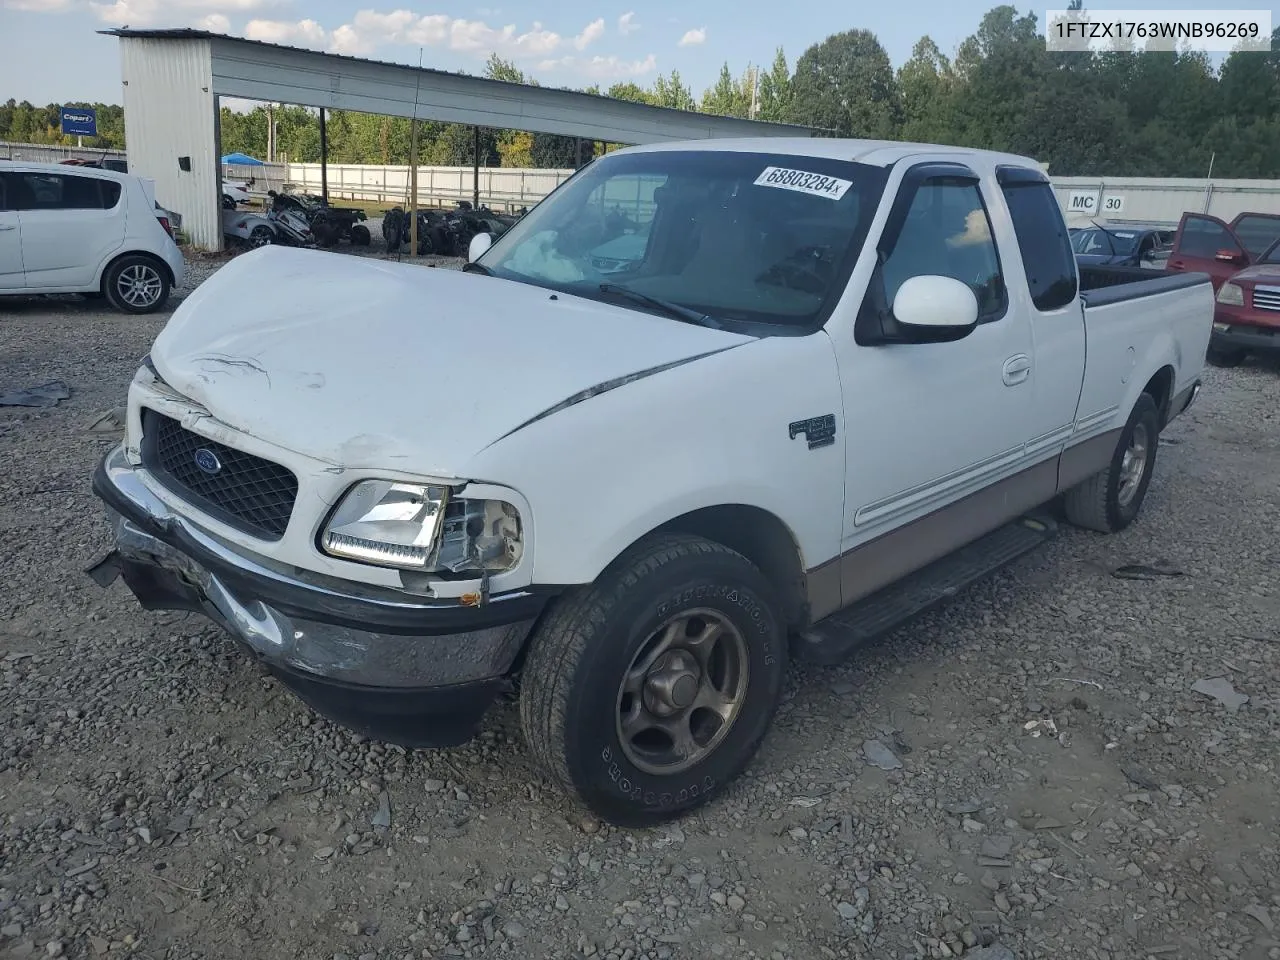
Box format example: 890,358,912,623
573,17,604,51
3,0,74,11
330,8,563,59
89,0,279,26
617,11,637,35
244,17,327,47
196,11,228,30
678,27,705,47
538,52,657,80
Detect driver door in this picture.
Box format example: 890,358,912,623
829,163,1043,605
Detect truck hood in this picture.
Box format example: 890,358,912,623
1231,264,1280,284
150,246,751,475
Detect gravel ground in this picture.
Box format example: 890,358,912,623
1,251,1278,960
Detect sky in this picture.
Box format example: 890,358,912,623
0,0,1275,108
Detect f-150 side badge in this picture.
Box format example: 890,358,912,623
789,414,837,450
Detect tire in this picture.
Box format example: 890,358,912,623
519,533,787,827
1206,346,1246,368
351,224,371,246
248,225,274,249
313,216,339,248
1063,392,1159,534
103,255,170,314
416,232,435,256
384,223,401,251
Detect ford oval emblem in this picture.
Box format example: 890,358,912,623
193,448,222,475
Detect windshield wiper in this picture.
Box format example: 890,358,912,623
598,283,721,329
462,261,494,276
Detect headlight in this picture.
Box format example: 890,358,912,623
1217,282,1245,306
321,479,522,575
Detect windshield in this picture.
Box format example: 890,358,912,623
1261,240,1280,265
477,149,889,330
1070,227,1138,256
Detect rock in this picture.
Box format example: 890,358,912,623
424,779,446,792
371,793,391,829
993,892,1011,914
980,836,1013,859
965,946,1017,960
1245,905,1275,932
136,827,152,844
944,800,982,816
2,925,23,938
788,827,807,841
711,891,728,907
962,818,985,834
45,942,64,958
836,902,858,921
727,895,745,912
863,739,903,770
502,920,526,939
314,846,336,861
90,939,109,956
1191,677,1249,713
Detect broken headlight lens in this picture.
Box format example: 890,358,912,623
321,480,522,575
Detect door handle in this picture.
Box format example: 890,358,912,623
1168,259,1185,269
0,225,16,232
1002,354,1032,386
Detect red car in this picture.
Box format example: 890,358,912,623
1168,211,1280,367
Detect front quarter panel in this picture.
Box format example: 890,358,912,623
461,331,846,588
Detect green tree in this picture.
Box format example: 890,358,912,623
789,29,899,138
700,62,752,118
651,71,696,111
757,48,793,122
897,37,957,143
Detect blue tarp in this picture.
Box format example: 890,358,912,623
221,152,264,165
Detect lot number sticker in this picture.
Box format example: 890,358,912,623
754,166,853,200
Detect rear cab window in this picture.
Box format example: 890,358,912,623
996,165,1078,311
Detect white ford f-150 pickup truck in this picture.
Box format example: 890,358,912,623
89,138,1213,825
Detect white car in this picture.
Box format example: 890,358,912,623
89,139,1213,825
0,160,185,313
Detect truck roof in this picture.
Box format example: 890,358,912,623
623,137,1044,172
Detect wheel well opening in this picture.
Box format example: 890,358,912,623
102,251,174,291
655,505,808,629
1143,365,1175,427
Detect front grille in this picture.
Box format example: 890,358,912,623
1252,285,1280,313
140,408,298,540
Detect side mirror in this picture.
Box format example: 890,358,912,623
892,275,979,337
1215,248,1246,264
468,231,493,262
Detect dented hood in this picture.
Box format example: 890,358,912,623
150,246,750,475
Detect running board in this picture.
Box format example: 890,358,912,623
796,515,1058,666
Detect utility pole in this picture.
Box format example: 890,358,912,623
749,66,759,120
267,103,274,162
409,118,419,254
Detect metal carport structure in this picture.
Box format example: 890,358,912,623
103,29,815,251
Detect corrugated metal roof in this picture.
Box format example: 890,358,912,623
100,29,815,136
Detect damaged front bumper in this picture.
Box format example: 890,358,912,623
89,444,552,747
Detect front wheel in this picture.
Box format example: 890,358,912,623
103,255,170,314
1063,392,1159,533
519,534,787,827
350,224,371,246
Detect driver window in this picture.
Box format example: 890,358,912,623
882,180,1007,322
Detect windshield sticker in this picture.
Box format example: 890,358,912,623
1113,232,1136,238
754,167,852,201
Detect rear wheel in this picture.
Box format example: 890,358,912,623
351,224,371,246
248,225,274,248
519,534,787,826
1063,392,1159,533
1206,346,1246,368
417,232,435,256
103,255,170,314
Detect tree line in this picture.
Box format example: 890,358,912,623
4,5,1279,177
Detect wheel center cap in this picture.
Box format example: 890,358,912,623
643,650,701,715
